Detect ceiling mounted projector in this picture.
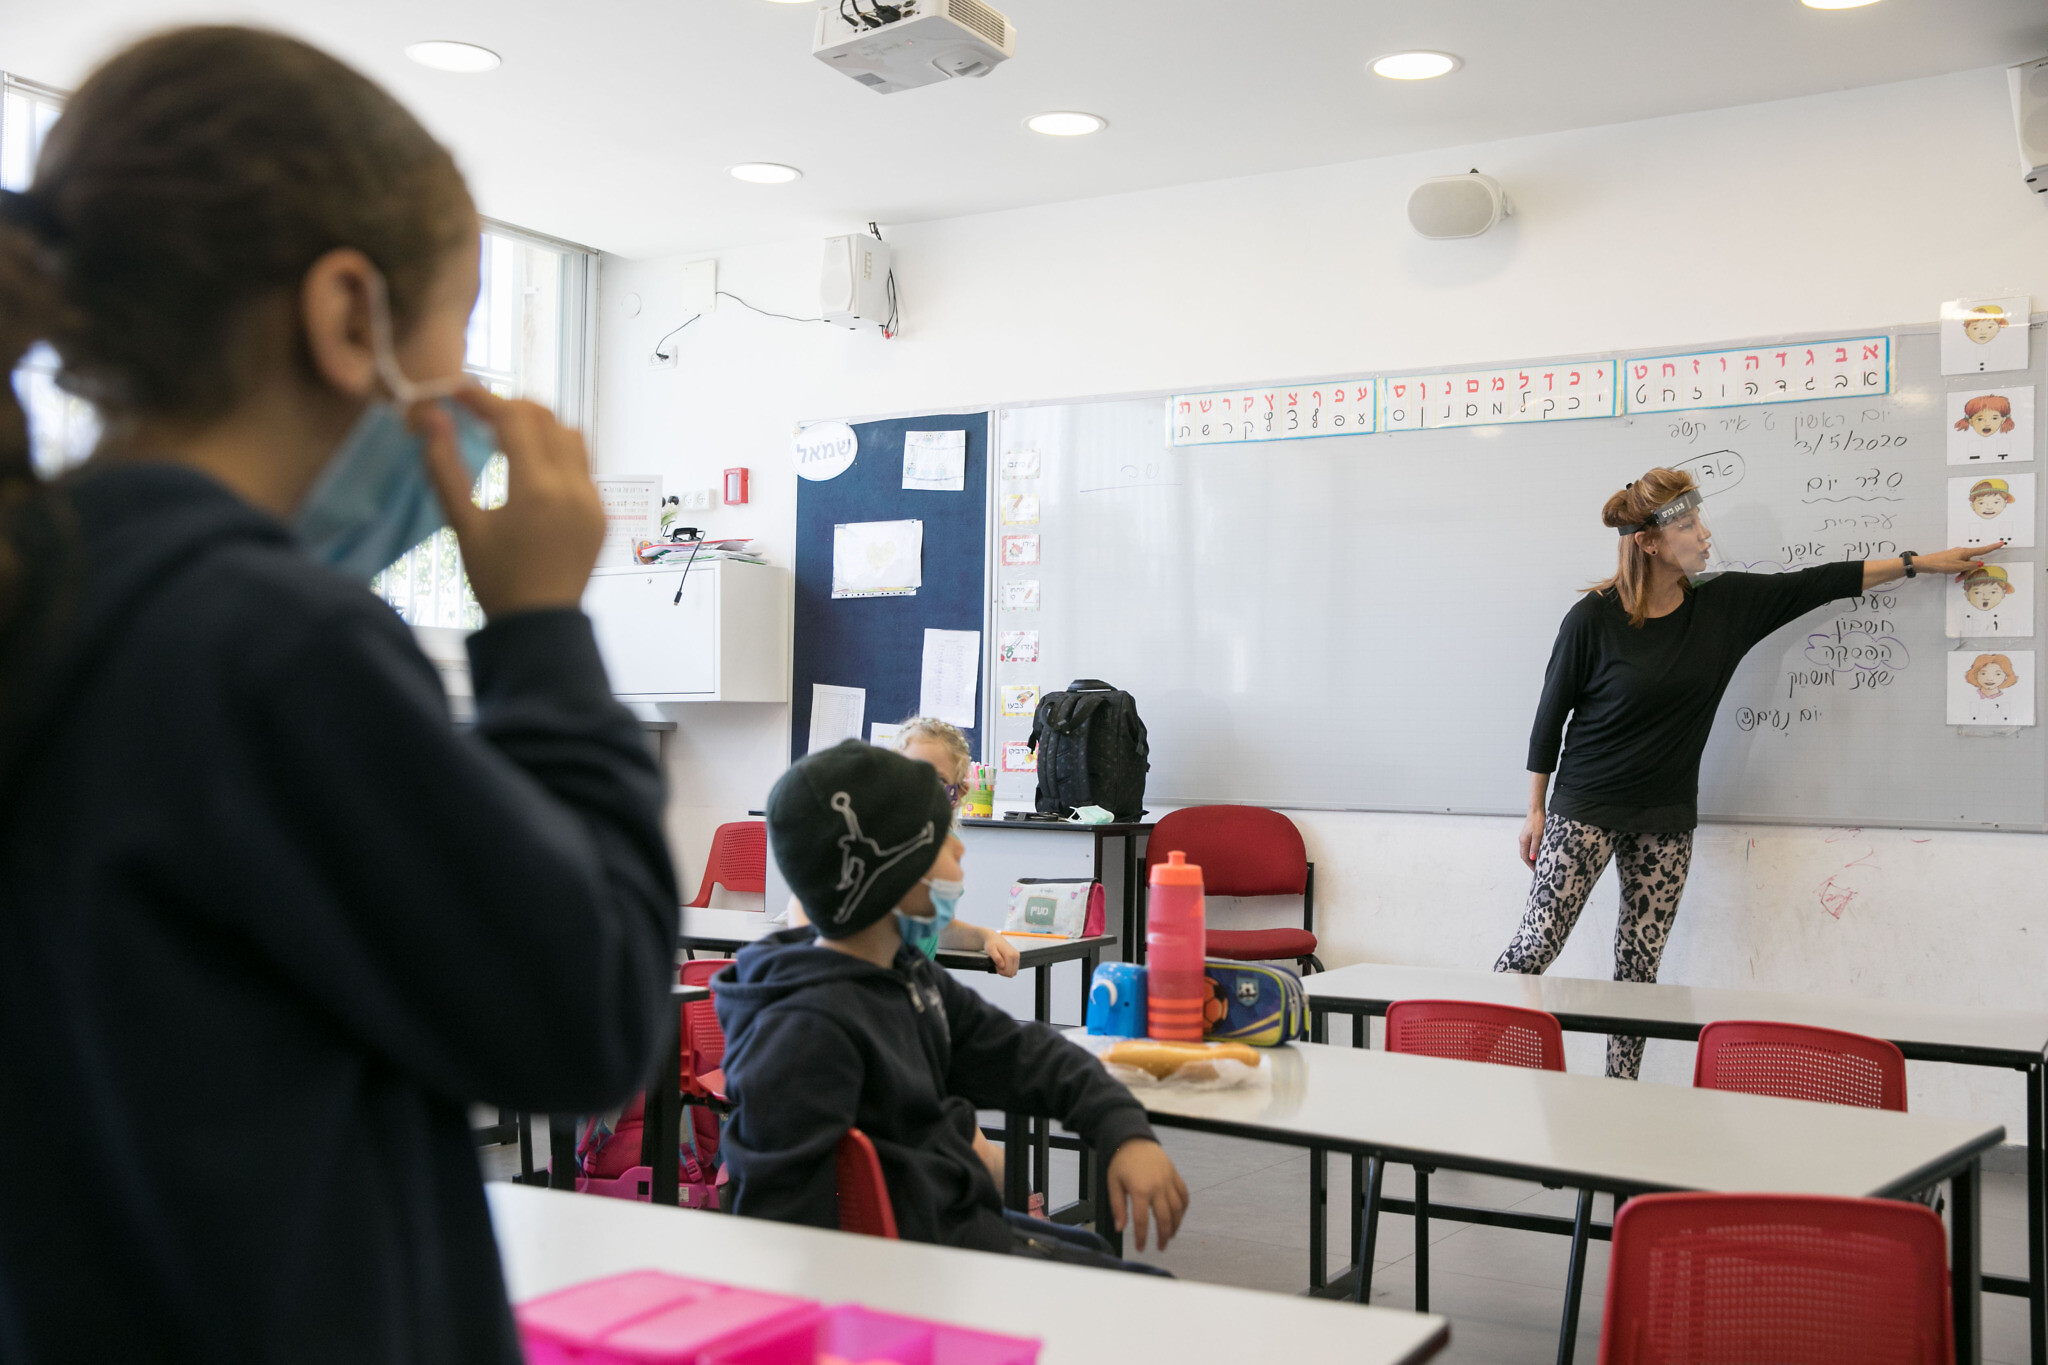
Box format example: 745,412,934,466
813,0,1015,94
1407,171,1513,239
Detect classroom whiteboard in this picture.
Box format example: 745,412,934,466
983,324,2047,830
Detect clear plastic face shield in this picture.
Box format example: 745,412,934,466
1620,488,1720,584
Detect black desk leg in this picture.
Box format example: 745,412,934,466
1081,947,1099,1028
1350,1153,1365,1274
2029,1061,2045,1365
1003,1110,1029,1212
519,1113,534,1181
1352,1156,1385,1304
1309,1146,1327,1290
1354,1013,1367,1049
648,1022,682,1207
1311,1006,1328,1045
1032,964,1052,1204
549,1116,579,1191
1123,836,1141,965
1956,1158,1984,1365
1555,1188,1595,1365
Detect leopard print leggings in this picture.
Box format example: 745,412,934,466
1494,813,1694,1080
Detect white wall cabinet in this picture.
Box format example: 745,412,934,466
583,561,787,703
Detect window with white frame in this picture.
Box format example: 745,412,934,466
1,72,599,623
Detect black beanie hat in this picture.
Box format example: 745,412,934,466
767,739,955,938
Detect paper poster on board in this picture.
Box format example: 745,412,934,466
1002,580,1040,611
918,628,980,728
1947,649,2035,726
832,519,923,598
1001,535,1040,566
1000,683,1040,717
999,630,1040,663
1946,563,2034,638
1001,494,1039,526
1940,297,2031,376
1000,448,1041,480
1946,386,2035,465
1001,740,1038,772
1948,474,2035,548
794,421,858,481
806,684,866,754
902,430,967,491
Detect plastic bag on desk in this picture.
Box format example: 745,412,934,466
1100,1040,1268,1092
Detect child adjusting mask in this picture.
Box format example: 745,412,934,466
295,269,499,582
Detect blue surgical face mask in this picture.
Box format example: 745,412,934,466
897,875,964,958
294,272,498,582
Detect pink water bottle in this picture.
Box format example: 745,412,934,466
1146,850,1207,1040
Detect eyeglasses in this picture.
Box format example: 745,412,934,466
942,780,967,805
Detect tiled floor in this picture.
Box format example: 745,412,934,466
481,1121,2037,1365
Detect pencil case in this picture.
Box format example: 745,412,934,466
1002,879,1104,939
1200,961,1308,1047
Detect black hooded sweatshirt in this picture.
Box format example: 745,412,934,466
715,927,1154,1251
0,465,677,1363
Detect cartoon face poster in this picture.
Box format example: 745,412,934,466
1940,296,2031,376
1946,386,2035,465
1945,562,2034,639
1947,649,2035,727
1948,473,2035,548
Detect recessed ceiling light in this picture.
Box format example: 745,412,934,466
1026,111,1108,137
1370,51,1460,80
404,41,501,73
729,162,803,184
1801,0,1880,7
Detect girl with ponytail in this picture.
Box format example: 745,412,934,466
0,29,675,1361
1498,467,1994,1079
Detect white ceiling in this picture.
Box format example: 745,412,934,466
5,0,2045,259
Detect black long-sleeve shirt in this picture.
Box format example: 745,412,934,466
1527,562,1865,832
714,927,1155,1250
0,464,677,1364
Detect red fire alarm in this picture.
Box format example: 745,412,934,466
723,467,749,506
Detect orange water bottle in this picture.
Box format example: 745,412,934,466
1146,850,1207,1040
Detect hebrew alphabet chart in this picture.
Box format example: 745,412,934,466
1380,362,1616,431
1169,381,1377,446
1624,337,1891,413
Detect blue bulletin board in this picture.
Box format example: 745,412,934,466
789,412,989,763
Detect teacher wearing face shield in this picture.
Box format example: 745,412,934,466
0,28,675,1363
1496,466,1997,1079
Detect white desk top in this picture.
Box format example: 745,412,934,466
1304,962,2048,1065
677,907,1113,968
1071,1034,2002,1197
488,1184,1448,1365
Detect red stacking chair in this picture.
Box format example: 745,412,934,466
1143,806,1322,973
1694,1019,1907,1113
1599,1192,1952,1365
677,958,733,1191
834,1128,898,1239
1362,1001,1592,1363
685,821,767,909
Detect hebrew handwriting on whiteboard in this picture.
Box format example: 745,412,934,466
1624,337,1891,414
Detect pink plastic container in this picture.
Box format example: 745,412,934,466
516,1271,815,1365
573,1166,721,1210
1145,851,1206,1041
703,1304,1041,1365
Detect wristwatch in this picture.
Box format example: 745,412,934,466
1900,551,1919,579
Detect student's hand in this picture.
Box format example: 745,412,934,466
1518,810,1545,869
1921,542,2006,578
981,927,1021,978
1105,1138,1188,1252
420,388,604,619
971,1126,1005,1186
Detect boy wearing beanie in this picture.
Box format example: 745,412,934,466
715,741,1187,1261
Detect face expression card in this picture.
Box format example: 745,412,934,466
1947,386,2035,465
1949,473,2035,548
1947,649,2035,727
1941,297,2031,376
1946,563,2034,638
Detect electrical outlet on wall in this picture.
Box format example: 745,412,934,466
679,488,714,512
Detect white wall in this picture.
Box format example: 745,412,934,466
598,67,2048,1133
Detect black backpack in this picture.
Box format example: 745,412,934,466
1028,680,1149,821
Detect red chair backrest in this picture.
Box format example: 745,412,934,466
687,821,767,907
1694,1020,1907,1112
835,1128,898,1239
679,958,734,1084
1599,1192,1952,1365
1385,999,1566,1072
1144,806,1305,897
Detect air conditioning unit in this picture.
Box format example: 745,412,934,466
813,0,1015,95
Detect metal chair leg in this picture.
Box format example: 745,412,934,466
1352,1156,1386,1304
1415,1166,1431,1313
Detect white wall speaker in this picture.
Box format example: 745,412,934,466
2010,56,2048,194
1407,171,1512,239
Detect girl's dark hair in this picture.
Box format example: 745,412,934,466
0,25,474,680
